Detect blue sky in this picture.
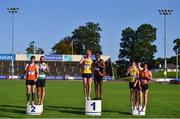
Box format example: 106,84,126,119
0,0,179,61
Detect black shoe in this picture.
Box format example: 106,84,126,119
99,97,102,100
93,97,98,100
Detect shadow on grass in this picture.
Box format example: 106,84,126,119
45,106,131,116
103,109,131,115
0,104,25,117
45,105,84,115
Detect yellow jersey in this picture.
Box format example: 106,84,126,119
129,67,138,82
82,58,93,74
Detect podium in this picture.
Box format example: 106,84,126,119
26,105,43,115
132,108,145,116
85,100,101,116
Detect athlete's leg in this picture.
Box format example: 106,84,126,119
94,79,98,99
87,78,92,99
99,79,103,99
138,90,143,109
83,78,87,98
130,89,134,109
37,87,41,105
26,85,31,105
134,89,138,108
31,84,36,105
40,87,45,105
143,89,149,110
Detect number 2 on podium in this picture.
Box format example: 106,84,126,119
31,106,36,112
91,102,96,110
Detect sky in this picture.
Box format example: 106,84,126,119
0,0,179,61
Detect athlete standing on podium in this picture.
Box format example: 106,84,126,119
80,50,93,100
126,61,139,110
37,56,49,105
139,63,153,112
24,56,39,106
93,52,105,100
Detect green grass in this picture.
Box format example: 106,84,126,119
153,71,180,78
0,80,180,118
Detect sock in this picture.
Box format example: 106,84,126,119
26,93,30,102
32,93,35,101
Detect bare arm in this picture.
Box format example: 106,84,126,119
148,71,153,81
126,68,130,76
133,70,139,87
145,71,153,81
79,58,84,65
36,65,39,79
24,64,28,74
98,59,105,69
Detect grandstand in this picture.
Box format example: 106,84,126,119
0,54,113,80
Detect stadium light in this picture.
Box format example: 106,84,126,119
7,7,19,79
176,48,179,81
158,9,173,81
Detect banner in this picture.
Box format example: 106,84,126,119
45,54,62,61
0,54,15,61
63,55,72,61
0,76,7,79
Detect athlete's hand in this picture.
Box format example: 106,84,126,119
133,82,137,87
34,79,37,82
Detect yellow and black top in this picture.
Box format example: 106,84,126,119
82,58,93,74
129,66,139,82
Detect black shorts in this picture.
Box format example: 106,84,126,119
82,73,92,78
129,82,137,90
141,84,149,91
26,80,36,85
94,74,103,82
36,79,46,87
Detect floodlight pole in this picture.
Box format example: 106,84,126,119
158,9,173,82
7,7,19,80
176,48,179,80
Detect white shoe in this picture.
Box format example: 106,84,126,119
85,97,88,100
31,101,35,106
87,97,91,100
26,102,30,107
141,107,146,112
137,106,142,111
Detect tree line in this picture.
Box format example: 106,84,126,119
25,22,180,77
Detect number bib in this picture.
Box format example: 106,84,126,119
28,71,35,76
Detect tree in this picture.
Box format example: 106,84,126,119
173,38,180,54
52,36,79,54
72,22,102,54
119,24,157,63
26,41,44,54
117,24,157,77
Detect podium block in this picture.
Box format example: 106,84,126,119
132,109,145,116
85,100,101,116
26,105,43,115
139,110,145,115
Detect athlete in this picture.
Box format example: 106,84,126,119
136,61,143,110
80,50,93,100
93,52,105,100
126,61,139,110
139,63,153,112
24,56,39,106
37,56,49,105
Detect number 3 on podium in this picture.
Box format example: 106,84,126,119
91,102,96,110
